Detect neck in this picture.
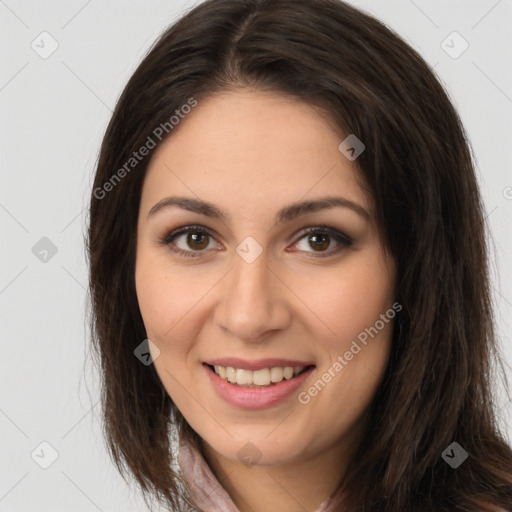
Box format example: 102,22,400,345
200,429,362,512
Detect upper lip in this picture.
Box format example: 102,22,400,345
204,357,316,371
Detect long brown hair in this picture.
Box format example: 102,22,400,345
86,0,512,510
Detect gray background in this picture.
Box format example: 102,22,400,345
1,0,511,511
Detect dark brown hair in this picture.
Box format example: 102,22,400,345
86,0,512,510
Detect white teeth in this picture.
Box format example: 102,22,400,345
215,365,226,379
211,364,307,386
253,368,271,385
226,366,237,383
270,367,283,382
236,369,253,386
283,367,294,380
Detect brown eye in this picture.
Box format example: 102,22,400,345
308,233,331,251
161,226,217,257
293,227,353,257
186,231,210,250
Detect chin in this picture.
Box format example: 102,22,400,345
206,434,307,467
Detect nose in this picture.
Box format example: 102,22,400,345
213,247,291,343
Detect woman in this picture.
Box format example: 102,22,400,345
86,0,512,510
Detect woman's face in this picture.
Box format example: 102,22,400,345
135,90,397,468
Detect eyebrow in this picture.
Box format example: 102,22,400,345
147,195,370,224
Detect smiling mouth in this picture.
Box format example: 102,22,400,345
205,363,315,388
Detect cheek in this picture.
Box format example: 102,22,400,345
297,252,396,421
135,247,202,343
135,247,188,347
135,263,173,336
291,253,396,347
135,251,199,398
134,247,218,357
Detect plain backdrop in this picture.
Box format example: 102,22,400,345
1,1,511,511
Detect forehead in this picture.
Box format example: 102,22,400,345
140,90,372,219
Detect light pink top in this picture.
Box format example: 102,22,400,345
178,437,335,512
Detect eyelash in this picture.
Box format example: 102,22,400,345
158,224,353,258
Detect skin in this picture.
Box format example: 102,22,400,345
135,90,397,512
